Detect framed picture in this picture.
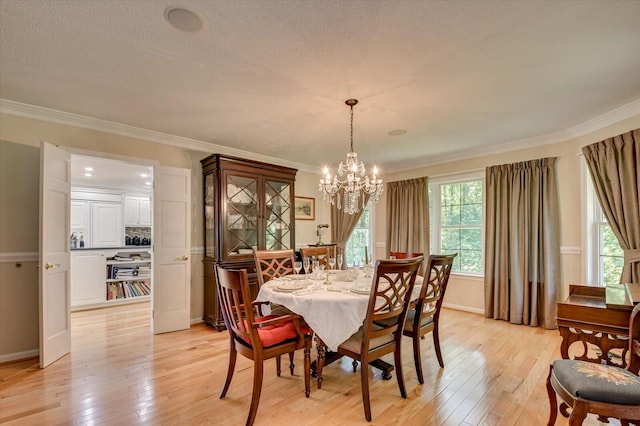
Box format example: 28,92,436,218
294,196,315,220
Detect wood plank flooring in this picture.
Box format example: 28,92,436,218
0,303,615,425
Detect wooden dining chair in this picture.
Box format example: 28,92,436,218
253,249,299,374
546,302,640,425
402,253,456,384
333,257,423,421
299,246,333,271
215,266,312,426
253,249,296,287
389,251,423,259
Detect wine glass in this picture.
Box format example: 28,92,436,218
337,254,343,270
328,257,336,271
303,257,310,275
294,261,302,276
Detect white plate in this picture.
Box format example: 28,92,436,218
282,274,308,281
350,285,371,295
275,281,306,292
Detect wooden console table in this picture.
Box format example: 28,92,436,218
556,283,639,368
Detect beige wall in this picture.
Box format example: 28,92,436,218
2,109,638,361
374,114,640,313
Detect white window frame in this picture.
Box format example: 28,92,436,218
583,160,624,286
429,170,485,277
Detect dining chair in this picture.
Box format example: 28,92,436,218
389,251,423,259
333,257,423,421
253,249,299,374
215,266,312,426
546,302,640,425
299,246,334,271
402,253,456,384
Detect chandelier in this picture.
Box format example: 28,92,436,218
319,99,383,215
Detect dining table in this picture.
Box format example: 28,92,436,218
255,269,423,386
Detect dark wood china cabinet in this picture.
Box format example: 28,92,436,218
201,154,297,329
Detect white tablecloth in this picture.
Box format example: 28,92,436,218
255,274,422,351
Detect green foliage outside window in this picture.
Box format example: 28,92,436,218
439,180,483,273
345,203,371,267
600,225,624,285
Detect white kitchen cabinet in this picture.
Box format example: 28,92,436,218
92,202,123,247
124,195,151,226
71,250,106,307
70,200,91,246
71,248,152,310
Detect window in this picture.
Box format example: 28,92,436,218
584,161,624,285
345,202,372,267
597,212,624,285
430,175,484,274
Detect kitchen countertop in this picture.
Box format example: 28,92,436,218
71,246,152,251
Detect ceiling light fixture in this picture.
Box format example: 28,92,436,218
84,173,92,177
164,7,204,33
84,167,94,171
319,99,383,215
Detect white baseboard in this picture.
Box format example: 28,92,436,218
442,303,484,315
190,317,205,325
0,349,39,364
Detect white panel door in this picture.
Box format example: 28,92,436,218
153,166,191,334
39,142,71,368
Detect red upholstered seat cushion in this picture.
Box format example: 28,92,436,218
239,315,310,348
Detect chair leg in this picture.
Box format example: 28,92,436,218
433,321,444,368
289,351,295,375
545,365,558,426
568,400,588,426
360,359,372,422
276,355,281,377
394,344,407,398
220,341,237,398
247,359,264,426
304,336,311,398
412,332,424,384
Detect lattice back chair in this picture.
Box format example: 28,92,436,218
299,246,334,272
215,266,311,426
402,253,456,384
546,302,640,425
253,249,295,286
334,257,423,421
389,251,424,259
253,249,299,374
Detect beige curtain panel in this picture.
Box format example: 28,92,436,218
331,191,370,267
484,158,561,330
582,128,640,284
385,177,430,259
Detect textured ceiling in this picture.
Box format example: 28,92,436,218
1,0,640,174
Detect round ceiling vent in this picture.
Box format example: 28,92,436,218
164,7,204,33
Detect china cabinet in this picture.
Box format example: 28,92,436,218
201,154,297,328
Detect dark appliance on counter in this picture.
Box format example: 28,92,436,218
141,237,150,246
132,236,141,246
125,236,132,245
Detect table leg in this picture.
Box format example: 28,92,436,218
315,335,325,389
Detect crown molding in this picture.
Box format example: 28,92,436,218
384,97,640,173
0,99,317,173
3,97,638,175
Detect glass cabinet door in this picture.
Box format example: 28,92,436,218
225,174,258,257
204,173,216,258
264,179,292,250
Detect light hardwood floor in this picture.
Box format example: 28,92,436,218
0,303,615,425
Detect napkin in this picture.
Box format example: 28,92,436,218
293,288,314,296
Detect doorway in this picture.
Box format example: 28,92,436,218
70,154,154,315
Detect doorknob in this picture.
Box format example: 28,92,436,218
45,262,60,270
175,255,189,261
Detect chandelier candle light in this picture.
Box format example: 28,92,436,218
319,99,383,215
